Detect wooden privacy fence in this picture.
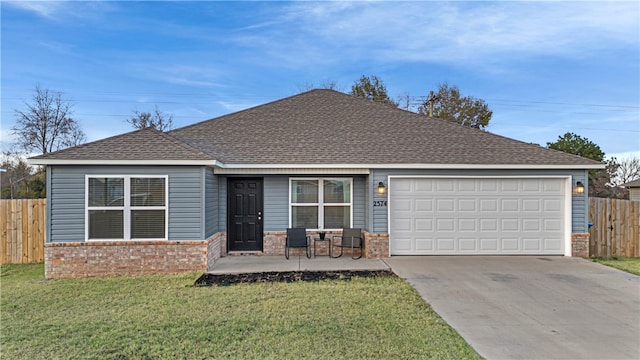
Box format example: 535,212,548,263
0,199,46,264
589,197,640,258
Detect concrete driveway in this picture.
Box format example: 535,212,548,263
384,256,640,360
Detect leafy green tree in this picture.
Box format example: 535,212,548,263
0,152,45,199
547,132,605,161
126,105,174,132
350,75,398,107
418,83,492,130
547,132,625,198
12,85,86,154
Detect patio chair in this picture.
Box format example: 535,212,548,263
331,228,363,260
285,228,311,259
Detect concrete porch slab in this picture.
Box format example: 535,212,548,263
208,255,390,274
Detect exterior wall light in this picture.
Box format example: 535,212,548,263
377,181,386,194
575,181,585,194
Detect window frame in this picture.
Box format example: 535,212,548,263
289,177,353,230
85,175,169,241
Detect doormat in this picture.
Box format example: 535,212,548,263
194,269,395,286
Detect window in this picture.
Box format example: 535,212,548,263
290,178,352,230
86,176,167,240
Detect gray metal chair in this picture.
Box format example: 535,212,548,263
285,228,311,259
331,228,363,260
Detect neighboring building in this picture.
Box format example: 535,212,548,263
29,90,603,278
623,178,640,201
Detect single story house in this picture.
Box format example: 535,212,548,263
30,89,603,279
623,178,640,201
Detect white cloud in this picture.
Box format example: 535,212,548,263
4,0,117,22
3,1,66,19
232,1,639,70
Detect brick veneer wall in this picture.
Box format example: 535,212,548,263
259,230,389,259
571,233,590,257
363,232,390,259
207,232,227,271
45,240,210,279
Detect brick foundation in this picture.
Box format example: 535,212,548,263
45,240,210,279
571,233,589,257
44,230,393,278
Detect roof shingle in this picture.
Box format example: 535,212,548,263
30,128,214,161
32,89,601,167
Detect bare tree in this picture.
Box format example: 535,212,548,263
615,155,640,185
126,105,174,132
296,80,341,93
12,85,86,154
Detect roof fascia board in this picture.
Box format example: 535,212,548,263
217,163,605,170
28,159,604,170
28,159,222,166
214,167,370,175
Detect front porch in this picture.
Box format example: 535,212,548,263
208,254,390,274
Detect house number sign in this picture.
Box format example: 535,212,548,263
373,200,387,207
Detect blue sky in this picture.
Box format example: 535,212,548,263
2,1,639,160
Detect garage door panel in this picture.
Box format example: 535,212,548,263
523,219,541,231
480,199,498,212
459,238,477,251
459,218,476,231
415,238,434,250
522,199,541,212
544,238,562,250
436,179,455,192
437,218,455,231
523,238,543,251
436,198,455,211
501,179,519,192
437,238,455,251
458,199,476,211
502,238,520,251
480,238,498,251
543,199,562,212
415,218,433,231
390,178,566,255
458,180,476,192
415,199,433,211
501,199,520,212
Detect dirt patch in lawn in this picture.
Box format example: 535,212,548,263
195,269,396,286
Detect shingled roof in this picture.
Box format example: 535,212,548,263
29,127,214,163
31,89,602,168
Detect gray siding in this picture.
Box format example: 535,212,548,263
48,165,204,242
372,169,588,233
264,176,289,231
222,175,367,232
353,176,366,229
571,170,589,233
204,168,218,238
218,176,227,231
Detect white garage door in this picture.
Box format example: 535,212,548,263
389,177,567,255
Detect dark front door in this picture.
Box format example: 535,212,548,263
228,178,263,252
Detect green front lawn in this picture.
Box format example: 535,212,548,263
1,264,479,359
591,256,640,276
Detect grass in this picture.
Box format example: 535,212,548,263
591,256,640,276
1,264,480,359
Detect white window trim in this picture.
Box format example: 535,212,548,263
289,177,353,230
85,175,169,241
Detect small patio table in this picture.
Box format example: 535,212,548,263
313,236,332,258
